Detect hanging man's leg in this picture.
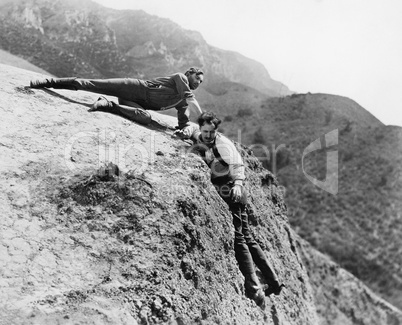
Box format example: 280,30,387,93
241,208,284,296
230,204,265,307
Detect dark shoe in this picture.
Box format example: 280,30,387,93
30,78,51,88
251,289,265,308
244,273,265,307
88,96,114,112
264,282,285,296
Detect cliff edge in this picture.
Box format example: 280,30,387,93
1,64,401,325
0,64,317,324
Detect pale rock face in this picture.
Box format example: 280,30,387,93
0,63,316,325
1,63,402,325
11,6,44,33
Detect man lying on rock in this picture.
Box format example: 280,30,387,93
30,67,204,130
175,111,284,307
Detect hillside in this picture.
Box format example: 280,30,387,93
2,0,402,317
0,48,51,75
0,0,290,97
298,238,402,325
217,93,402,309
0,63,312,324
1,64,402,325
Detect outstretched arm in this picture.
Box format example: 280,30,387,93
173,124,199,140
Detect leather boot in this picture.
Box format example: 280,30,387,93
30,77,78,90
30,78,52,88
264,280,285,296
244,273,265,307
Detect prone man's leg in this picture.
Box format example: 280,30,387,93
31,77,146,103
90,96,152,125
117,99,173,129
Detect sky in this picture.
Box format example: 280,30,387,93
93,0,402,127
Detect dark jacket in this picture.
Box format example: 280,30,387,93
143,73,194,110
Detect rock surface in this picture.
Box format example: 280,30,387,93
0,64,316,324
1,64,402,325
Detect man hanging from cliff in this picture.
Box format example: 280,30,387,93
29,67,204,129
174,112,284,307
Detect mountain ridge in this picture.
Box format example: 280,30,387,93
0,0,291,96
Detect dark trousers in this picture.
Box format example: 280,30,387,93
49,77,190,128
215,182,278,284
70,78,148,105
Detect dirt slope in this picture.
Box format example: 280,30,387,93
0,49,52,75
1,64,401,325
0,64,318,324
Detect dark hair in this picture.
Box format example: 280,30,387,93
197,111,221,129
185,67,204,76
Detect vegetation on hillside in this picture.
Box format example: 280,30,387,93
213,93,402,308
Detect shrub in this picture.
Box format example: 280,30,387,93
253,127,266,144
324,111,333,125
237,108,253,117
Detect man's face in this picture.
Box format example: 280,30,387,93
187,73,204,90
200,122,217,144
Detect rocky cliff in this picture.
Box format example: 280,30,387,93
0,63,315,325
1,64,402,325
